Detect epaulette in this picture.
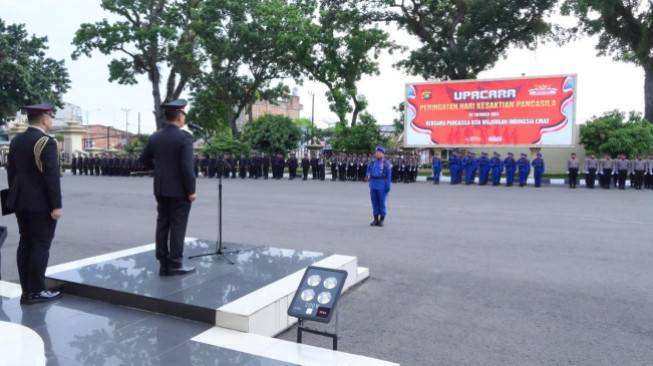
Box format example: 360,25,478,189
34,136,50,172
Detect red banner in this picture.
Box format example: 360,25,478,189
405,75,576,146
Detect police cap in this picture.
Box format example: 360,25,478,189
161,99,188,110
22,102,55,116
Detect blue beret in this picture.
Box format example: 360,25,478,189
376,146,385,153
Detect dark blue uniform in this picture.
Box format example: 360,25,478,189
517,154,531,187
478,153,490,185
504,154,516,186
531,155,545,187
490,154,503,186
366,158,392,218
432,156,443,184
140,123,196,272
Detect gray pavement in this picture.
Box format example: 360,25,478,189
1,171,653,365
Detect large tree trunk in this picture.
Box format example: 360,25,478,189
351,96,362,127
149,68,165,130
645,68,653,123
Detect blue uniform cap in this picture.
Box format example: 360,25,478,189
507,152,513,156
537,152,542,157
376,146,385,153
433,152,439,156
521,153,527,156
482,152,488,156
161,99,188,110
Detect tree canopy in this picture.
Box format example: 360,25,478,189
242,114,302,155
71,0,202,129
561,0,653,122
579,110,653,157
359,0,556,80
0,19,70,122
330,112,386,153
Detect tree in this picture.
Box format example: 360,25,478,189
124,134,150,154
0,19,70,122
296,1,396,126
561,1,653,122
71,0,203,129
331,112,387,153
361,0,556,80
579,110,653,157
242,114,301,155
193,0,310,139
185,87,230,138
201,134,250,156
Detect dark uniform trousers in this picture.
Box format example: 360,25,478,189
155,196,191,268
15,211,57,294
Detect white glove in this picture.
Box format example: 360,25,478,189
599,171,603,175
566,171,569,174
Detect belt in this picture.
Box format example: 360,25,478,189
370,176,387,180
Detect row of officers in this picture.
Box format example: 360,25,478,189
567,153,653,190
69,151,423,183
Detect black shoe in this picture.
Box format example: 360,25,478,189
370,215,379,226
377,216,385,227
21,290,62,305
162,266,196,276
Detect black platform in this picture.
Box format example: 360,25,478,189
46,240,330,325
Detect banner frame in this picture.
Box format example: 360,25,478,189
403,74,579,148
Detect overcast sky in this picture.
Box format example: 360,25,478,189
1,0,646,134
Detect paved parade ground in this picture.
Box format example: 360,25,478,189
1,171,653,365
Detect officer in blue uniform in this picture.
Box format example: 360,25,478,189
432,152,443,184
490,152,503,186
504,152,516,186
366,147,392,227
448,150,459,184
478,152,490,185
531,152,545,187
462,151,472,185
517,153,531,187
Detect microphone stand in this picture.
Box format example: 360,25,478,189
186,124,239,264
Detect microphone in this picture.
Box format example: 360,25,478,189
186,122,201,130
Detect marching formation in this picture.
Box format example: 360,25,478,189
435,150,546,187
576,153,653,190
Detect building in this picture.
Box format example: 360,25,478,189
82,124,137,151
235,90,303,132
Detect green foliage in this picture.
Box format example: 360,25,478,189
296,1,396,126
561,0,653,122
579,110,653,157
202,134,251,156
360,0,555,80
186,88,230,137
71,0,202,129
0,19,70,122
330,112,387,153
241,114,301,155
124,134,150,154
293,118,312,128
193,0,311,139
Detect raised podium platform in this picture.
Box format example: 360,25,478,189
45,239,369,337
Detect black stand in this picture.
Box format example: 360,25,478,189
185,123,242,265
189,159,240,264
296,310,340,350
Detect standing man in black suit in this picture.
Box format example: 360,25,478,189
6,102,63,304
139,99,197,276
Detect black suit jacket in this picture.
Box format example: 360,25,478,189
139,124,196,198
6,127,62,212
